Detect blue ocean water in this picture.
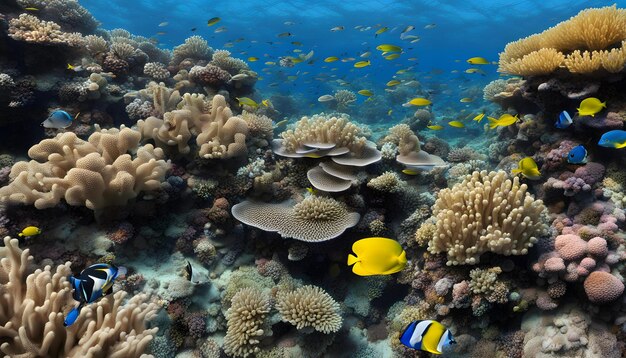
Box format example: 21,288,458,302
80,0,614,124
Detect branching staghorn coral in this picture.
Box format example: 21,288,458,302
276,285,342,334
0,237,158,357
223,287,271,358
428,171,548,265
0,126,169,212
499,5,626,75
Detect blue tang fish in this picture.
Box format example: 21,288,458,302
42,110,74,129
567,145,588,164
555,110,572,129
400,319,456,355
599,130,626,149
64,263,127,326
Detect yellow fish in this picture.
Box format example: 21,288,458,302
265,61,276,65
577,97,606,117
236,97,258,108
427,124,443,130
358,89,373,96
460,97,473,103
248,57,259,62
388,109,393,115
465,68,486,75
375,27,389,36
287,75,298,80
67,63,75,70
262,99,270,107
291,41,303,46
487,114,518,129
376,44,401,52
324,56,339,63
306,187,317,195
409,98,432,106
347,237,407,276
24,7,39,11
511,157,541,180
466,57,490,65
304,153,322,159
354,60,371,68
384,53,400,60
448,121,464,128
19,226,41,237
386,80,401,86
207,17,221,26
473,113,485,122
402,169,420,175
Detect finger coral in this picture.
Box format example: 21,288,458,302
0,236,158,357
0,126,169,213
276,285,342,334
231,196,360,242
223,287,271,358
499,5,626,75
428,171,548,265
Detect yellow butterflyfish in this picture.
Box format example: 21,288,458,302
384,53,400,60
386,80,401,86
511,157,541,180
487,113,518,129
473,113,485,122
19,226,41,237
354,60,371,68
248,57,259,62
324,56,339,63
577,97,606,117
402,169,420,175
427,124,443,130
358,89,373,96
347,237,407,276
466,57,490,65
207,17,221,26
375,27,389,36
448,121,464,128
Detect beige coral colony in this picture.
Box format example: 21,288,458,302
2,1,626,358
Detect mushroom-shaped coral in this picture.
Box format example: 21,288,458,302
276,285,342,334
231,196,360,242
223,287,271,358
428,171,548,265
583,271,624,303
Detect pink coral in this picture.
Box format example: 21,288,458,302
583,271,624,303
574,162,605,185
544,257,566,272
554,234,587,260
587,237,608,257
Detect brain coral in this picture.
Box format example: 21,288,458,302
428,171,548,265
231,197,360,242
276,285,342,334
223,287,271,358
0,237,158,357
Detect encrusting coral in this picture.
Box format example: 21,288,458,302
276,285,342,334
0,237,158,357
223,287,271,358
231,196,360,242
0,126,169,212
428,171,548,265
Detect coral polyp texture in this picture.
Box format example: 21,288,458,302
276,285,342,334
428,171,548,265
223,287,271,358
499,5,626,75
0,127,169,212
0,237,158,357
